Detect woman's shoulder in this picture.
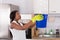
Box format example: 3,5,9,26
10,20,18,29
12,20,16,23
11,20,18,25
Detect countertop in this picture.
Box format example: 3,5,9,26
33,37,60,40
32,35,60,40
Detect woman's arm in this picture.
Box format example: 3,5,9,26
11,23,24,30
22,21,35,29
11,21,35,30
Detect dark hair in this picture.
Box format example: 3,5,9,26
10,10,18,22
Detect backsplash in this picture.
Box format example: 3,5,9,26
39,14,60,34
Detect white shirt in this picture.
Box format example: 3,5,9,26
9,20,26,40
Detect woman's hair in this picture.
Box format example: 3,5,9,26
10,10,18,22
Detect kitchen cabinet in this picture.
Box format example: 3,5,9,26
49,0,60,14
33,0,48,14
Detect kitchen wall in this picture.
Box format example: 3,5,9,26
38,14,60,34
47,14,60,33
20,13,33,24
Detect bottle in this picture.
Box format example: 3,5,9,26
49,29,53,35
45,29,47,35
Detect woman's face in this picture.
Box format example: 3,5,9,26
15,12,21,20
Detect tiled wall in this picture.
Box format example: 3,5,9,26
39,14,60,34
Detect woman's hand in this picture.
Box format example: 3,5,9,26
31,14,36,23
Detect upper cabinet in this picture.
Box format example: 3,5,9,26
33,0,48,14
49,0,60,13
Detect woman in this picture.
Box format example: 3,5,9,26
9,10,35,40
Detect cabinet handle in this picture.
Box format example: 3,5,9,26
52,11,56,12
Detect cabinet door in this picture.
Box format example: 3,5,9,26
49,0,60,13
33,0,48,14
